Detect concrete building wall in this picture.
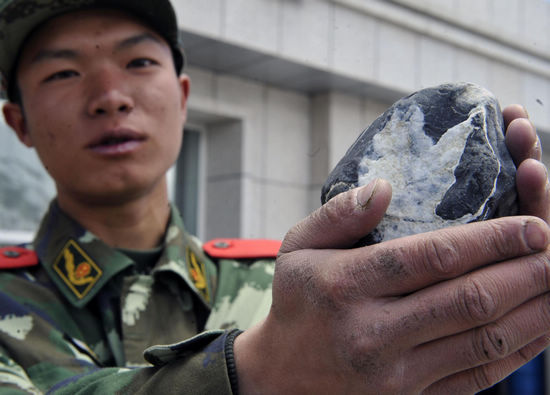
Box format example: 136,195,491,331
176,0,550,240
185,68,312,240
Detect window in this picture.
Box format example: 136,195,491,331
168,127,205,239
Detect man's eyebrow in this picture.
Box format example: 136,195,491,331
30,49,79,64
29,33,165,64
115,33,165,51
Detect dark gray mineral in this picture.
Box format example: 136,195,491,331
321,82,518,244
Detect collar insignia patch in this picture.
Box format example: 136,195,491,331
186,247,209,302
53,239,102,300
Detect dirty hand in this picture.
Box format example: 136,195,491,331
234,105,550,394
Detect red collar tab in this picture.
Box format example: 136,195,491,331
203,239,281,259
0,247,39,269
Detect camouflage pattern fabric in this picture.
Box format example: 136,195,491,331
0,201,274,393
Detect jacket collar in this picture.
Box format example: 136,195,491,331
33,201,216,309
152,208,216,309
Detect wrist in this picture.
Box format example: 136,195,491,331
233,318,319,395
234,320,281,394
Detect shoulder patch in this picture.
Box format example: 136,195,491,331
53,239,102,300
186,247,210,303
0,247,39,269
203,239,281,259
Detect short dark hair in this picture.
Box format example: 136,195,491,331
0,0,184,102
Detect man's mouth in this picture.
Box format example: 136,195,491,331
87,131,146,155
100,136,135,146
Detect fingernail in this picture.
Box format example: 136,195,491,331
357,179,379,209
524,221,548,250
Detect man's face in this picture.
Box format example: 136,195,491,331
3,9,189,205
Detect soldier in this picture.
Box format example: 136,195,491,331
0,0,549,394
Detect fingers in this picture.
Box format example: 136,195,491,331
352,216,550,296
503,104,529,128
411,288,550,385
505,117,540,163
423,335,550,394
503,104,549,221
280,179,392,253
384,247,550,347
278,216,550,309
516,159,550,221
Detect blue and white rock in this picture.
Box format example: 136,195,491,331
321,82,518,244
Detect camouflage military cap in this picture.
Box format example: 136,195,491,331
0,0,185,100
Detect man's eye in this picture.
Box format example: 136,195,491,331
127,58,158,68
43,70,79,82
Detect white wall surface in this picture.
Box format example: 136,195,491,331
174,0,550,132
186,68,313,240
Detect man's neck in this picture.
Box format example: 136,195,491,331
56,181,171,250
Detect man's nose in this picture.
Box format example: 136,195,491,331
86,70,134,116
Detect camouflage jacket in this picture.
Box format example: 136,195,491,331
0,201,275,394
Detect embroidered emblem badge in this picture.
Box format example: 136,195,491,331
53,239,102,299
186,247,209,302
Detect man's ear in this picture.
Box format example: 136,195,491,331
178,74,190,120
3,102,33,147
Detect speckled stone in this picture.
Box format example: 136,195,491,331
321,82,518,244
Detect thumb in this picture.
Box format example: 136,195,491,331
280,178,392,253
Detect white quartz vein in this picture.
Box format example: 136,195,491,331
358,104,498,241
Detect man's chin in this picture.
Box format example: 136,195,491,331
57,178,167,207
